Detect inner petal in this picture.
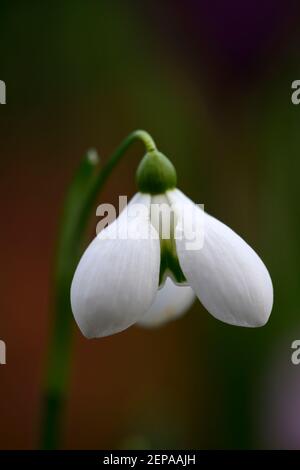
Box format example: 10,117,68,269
150,194,186,285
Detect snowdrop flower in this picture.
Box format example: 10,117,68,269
71,148,273,338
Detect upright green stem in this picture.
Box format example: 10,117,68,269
40,130,156,449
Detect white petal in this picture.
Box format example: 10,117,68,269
70,193,160,338
138,277,195,328
168,189,273,327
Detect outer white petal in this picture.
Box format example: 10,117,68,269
138,277,195,328
168,189,273,327
70,193,160,338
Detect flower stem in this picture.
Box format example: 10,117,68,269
40,130,156,449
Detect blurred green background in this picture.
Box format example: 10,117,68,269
0,0,300,449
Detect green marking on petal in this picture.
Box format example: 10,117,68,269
159,238,186,285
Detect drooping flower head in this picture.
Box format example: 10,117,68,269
71,141,273,338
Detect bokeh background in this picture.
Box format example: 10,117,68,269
0,0,300,449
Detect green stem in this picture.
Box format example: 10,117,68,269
40,130,156,449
